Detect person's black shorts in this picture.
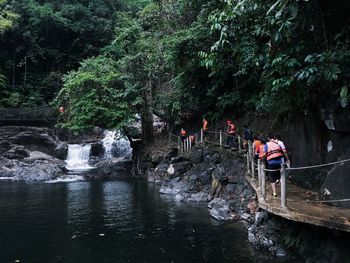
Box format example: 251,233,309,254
268,163,281,182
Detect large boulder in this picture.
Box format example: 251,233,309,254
167,161,192,177
0,126,67,159
0,151,65,181
208,198,236,221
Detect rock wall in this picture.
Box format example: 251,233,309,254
0,126,67,181
282,108,350,204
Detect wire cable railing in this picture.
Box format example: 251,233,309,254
168,130,350,209
244,141,350,208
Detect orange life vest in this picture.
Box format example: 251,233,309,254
266,141,283,161
228,123,236,134
203,120,208,131
189,135,195,143
253,140,261,154
259,144,265,159
180,129,187,136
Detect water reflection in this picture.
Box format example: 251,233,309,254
0,179,295,263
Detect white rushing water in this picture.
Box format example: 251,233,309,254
65,144,94,171
102,130,132,159
45,175,85,183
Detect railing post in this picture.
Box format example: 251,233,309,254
200,128,203,143
261,163,266,199
238,135,241,153
189,137,192,150
246,151,250,174
250,142,255,179
281,167,287,208
258,159,261,193
168,131,171,142
248,141,252,175
178,137,181,152
219,130,222,147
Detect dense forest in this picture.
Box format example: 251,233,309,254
1,0,350,135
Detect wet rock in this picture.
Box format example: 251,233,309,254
321,148,350,207
204,152,221,164
160,178,188,195
93,126,104,135
0,155,65,181
3,145,30,160
170,156,189,164
190,148,203,163
164,148,178,161
240,212,253,222
169,161,192,177
208,198,234,221
147,163,169,183
0,126,67,159
187,191,209,202
94,158,132,178
91,142,104,157
150,152,165,165
254,211,269,227
0,140,12,154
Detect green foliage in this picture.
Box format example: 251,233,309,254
0,0,18,32
53,56,138,132
281,225,302,249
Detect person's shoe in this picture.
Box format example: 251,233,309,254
272,193,277,197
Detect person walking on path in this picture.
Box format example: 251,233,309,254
243,124,252,150
264,132,285,197
275,134,291,165
202,117,208,140
180,128,187,151
226,120,236,147
252,136,261,162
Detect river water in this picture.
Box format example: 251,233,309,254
0,178,292,263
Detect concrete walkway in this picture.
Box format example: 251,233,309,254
246,175,350,232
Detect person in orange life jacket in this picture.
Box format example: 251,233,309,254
252,136,261,162
202,118,208,131
189,134,196,145
180,128,187,142
275,134,291,165
59,106,65,113
226,120,236,147
202,117,208,140
264,132,285,197
258,138,266,161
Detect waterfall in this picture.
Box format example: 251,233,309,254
65,144,94,171
102,130,117,159
102,130,132,159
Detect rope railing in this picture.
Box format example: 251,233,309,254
245,141,350,208
168,129,350,212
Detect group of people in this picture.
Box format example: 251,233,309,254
252,132,290,197
179,118,291,198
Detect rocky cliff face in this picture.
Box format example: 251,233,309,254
282,109,350,206
0,126,67,181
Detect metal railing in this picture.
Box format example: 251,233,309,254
0,106,56,121
169,128,244,153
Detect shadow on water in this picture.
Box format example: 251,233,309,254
0,179,295,263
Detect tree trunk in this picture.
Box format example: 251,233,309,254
141,81,154,143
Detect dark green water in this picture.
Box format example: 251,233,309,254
0,178,290,263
